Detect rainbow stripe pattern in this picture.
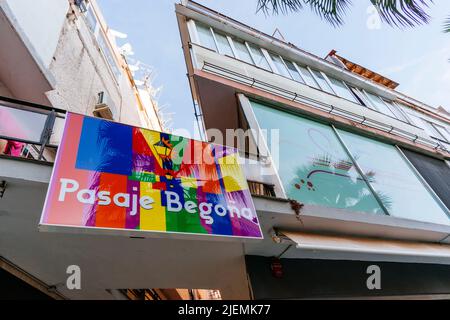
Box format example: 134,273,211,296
40,113,263,239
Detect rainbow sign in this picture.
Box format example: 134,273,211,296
40,113,263,239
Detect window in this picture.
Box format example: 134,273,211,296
296,65,320,88
270,53,291,78
338,129,450,225
250,99,450,225
196,24,217,51
251,101,384,215
233,40,254,64
310,69,334,94
284,60,304,83
97,32,122,80
430,123,450,142
389,102,411,123
364,92,397,118
402,148,450,211
85,4,98,33
214,32,233,57
328,77,359,104
248,44,271,70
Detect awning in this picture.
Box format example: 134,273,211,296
278,230,450,258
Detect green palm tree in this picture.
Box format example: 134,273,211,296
257,0,446,29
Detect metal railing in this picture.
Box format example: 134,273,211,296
201,62,448,154
0,96,66,162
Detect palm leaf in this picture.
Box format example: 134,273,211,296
444,15,450,32
370,0,432,28
257,0,433,28
257,0,352,27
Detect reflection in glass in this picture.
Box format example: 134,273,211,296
251,101,385,214
0,105,47,143
338,129,450,225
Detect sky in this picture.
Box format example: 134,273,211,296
97,0,450,133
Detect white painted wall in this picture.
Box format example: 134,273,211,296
2,0,69,68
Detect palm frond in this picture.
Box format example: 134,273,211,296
306,0,352,26
257,0,352,27
257,0,305,14
370,0,433,28
257,0,434,28
444,15,450,33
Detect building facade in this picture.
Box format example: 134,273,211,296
176,1,450,299
2,0,450,300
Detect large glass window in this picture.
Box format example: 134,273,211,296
310,69,334,94
251,101,384,214
248,44,271,71
337,129,450,225
328,77,359,104
196,24,217,51
214,32,234,57
233,40,254,64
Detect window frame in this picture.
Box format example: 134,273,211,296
327,76,362,105
309,68,335,94
282,57,306,84
247,43,272,71
211,29,235,57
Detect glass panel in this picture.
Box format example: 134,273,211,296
297,65,319,88
351,88,372,108
233,40,253,64
214,32,233,57
407,113,426,128
49,116,66,146
338,129,450,225
421,120,443,139
365,92,397,118
97,32,121,79
0,105,47,143
310,70,334,94
431,123,450,142
389,102,410,123
248,44,271,70
251,101,384,214
328,77,359,103
270,54,291,78
85,5,97,33
284,60,304,83
196,24,217,51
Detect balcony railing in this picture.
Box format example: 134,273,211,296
247,180,276,198
0,96,66,162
